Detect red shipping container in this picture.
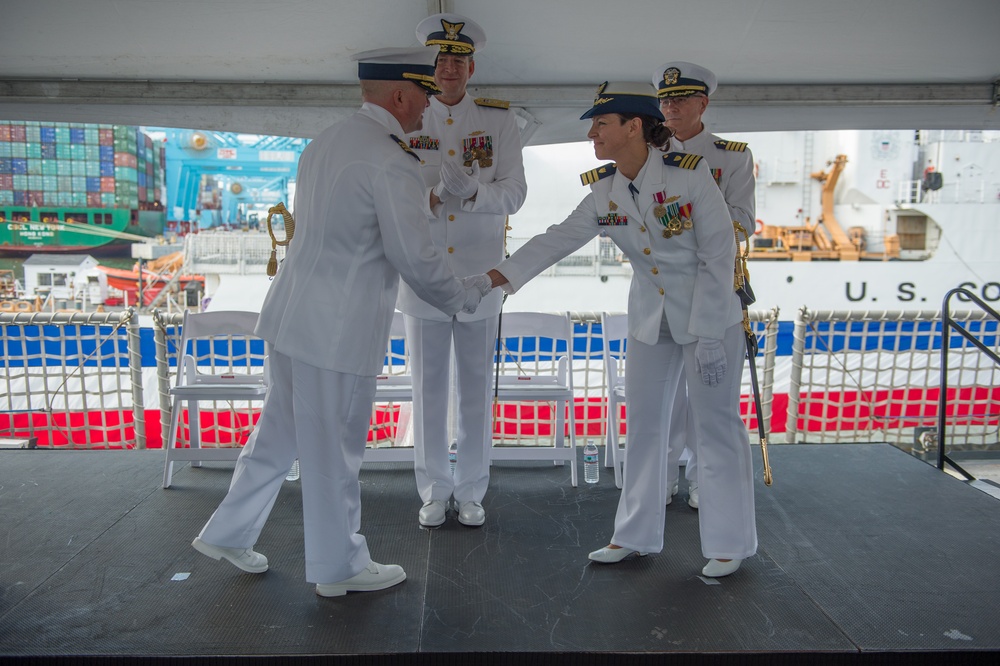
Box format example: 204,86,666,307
86,192,102,207
138,186,147,201
99,129,114,145
10,125,27,142
113,152,137,168
100,177,115,193
0,125,10,142
27,190,44,206
0,174,12,189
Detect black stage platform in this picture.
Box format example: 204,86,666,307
1,444,999,666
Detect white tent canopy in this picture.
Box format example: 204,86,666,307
2,0,998,144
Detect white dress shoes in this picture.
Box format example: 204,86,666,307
688,482,699,509
702,558,742,578
666,482,679,506
458,501,485,526
192,537,268,573
588,545,647,563
315,561,406,597
418,500,448,527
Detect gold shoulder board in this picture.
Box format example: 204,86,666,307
663,152,703,170
714,140,748,152
474,98,511,110
389,134,420,161
580,163,618,186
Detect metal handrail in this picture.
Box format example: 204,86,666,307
938,288,1000,478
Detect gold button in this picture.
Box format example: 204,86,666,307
651,267,659,275
659,288,665,295
448,149,455,156
448,214,455,221
448,246,454,253
639,226,646,232
643,248,650,255
446,118,454,125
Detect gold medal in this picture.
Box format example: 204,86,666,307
653,204,666,219
663,229,672,238
683,220,693,229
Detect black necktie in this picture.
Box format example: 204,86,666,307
628,182,639,203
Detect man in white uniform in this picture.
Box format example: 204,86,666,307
653,62,756,510
399,14,527,528
191,46,491,598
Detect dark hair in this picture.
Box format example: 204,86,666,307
618,113,673,149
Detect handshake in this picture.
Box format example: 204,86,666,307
433,160,481,201
460,273,494,314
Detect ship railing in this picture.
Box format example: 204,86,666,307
0,309,145,450
937,289,1000,480
184,228,666,279
5,308,998,465
898,177,998,205
918,130,995,146
786,308,1000,457
506,235,634,279
183,230,286,276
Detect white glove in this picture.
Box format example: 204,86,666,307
461,285,482,314
461,273,493,298
695,338,727,386
441,160,481,200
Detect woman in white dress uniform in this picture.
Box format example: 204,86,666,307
486,82,757,578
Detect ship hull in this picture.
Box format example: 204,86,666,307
0,207,166,257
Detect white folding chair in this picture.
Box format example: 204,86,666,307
601,312,628,489
491,312,579,487
162,310,268,488
365,311,414,462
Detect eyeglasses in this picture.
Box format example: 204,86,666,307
659,95,705,107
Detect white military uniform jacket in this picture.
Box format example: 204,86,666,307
497,148,742,345
398,93,527,322
668,127,755,234
255,103,468,376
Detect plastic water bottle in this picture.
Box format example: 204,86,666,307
583,441,600,484
448,441,458,475
285,459,300,482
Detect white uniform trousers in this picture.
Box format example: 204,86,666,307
404,314,499,504
198,348,376,584
666,386,698,489
611,321,757,559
